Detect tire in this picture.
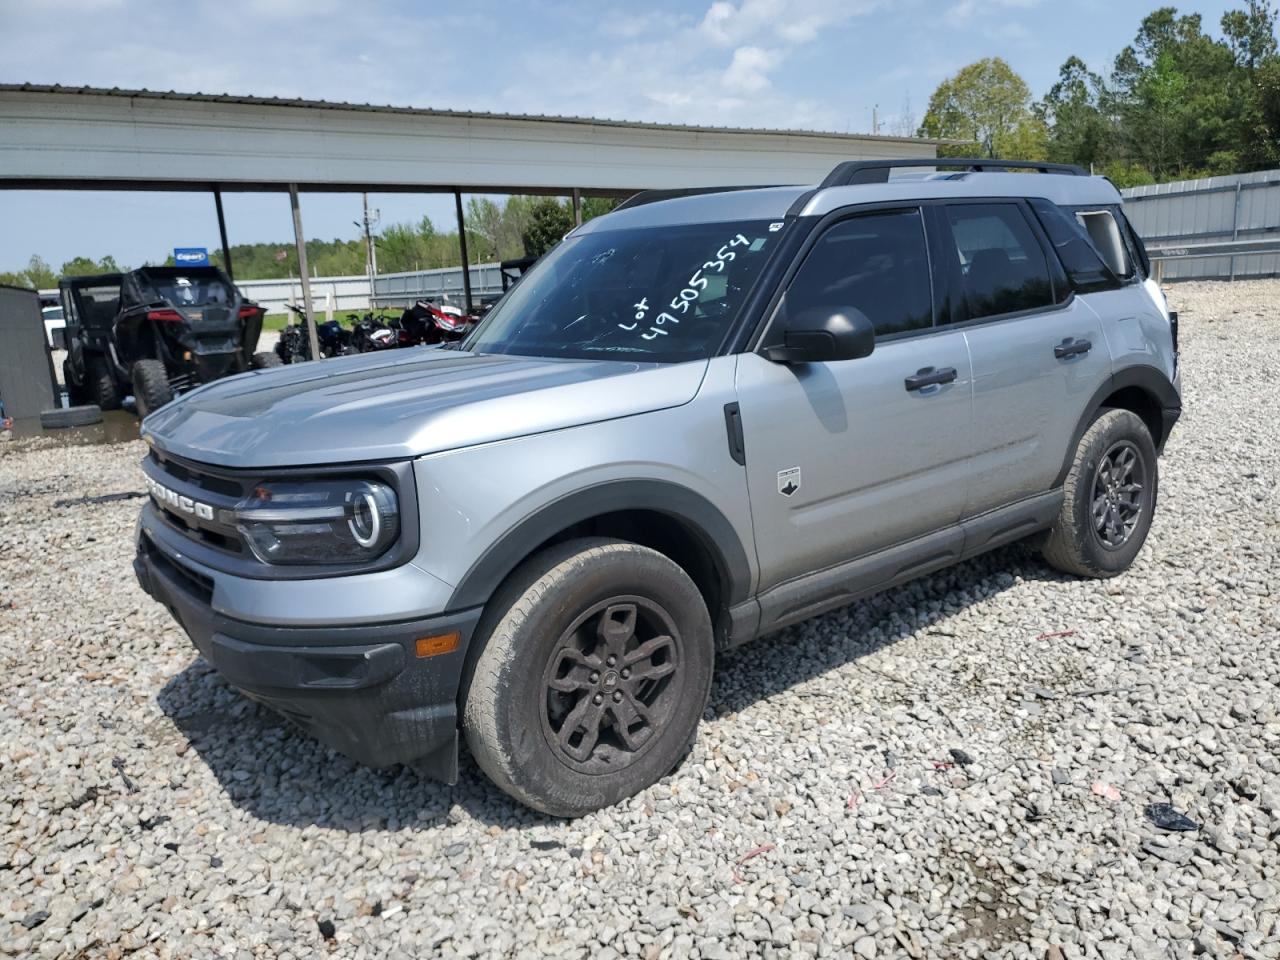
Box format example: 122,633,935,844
1042,408,1158,578
462,538,714,817
39,405,102,429
251,351,282,369
131,360,174,420
87,355,122,411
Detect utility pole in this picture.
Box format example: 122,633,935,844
356,193,380,309
288,184,321,363
872,104,880,136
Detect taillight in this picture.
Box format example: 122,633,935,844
147,309,183,322
238,306,261,318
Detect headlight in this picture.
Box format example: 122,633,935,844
235,479,399,565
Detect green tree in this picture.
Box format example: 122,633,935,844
59,254,122,277
1110,8,1242,178
1223,0,1278,68
0,254,57,288
919,58,1045,158
521,198,574,258
1039,56,1114,169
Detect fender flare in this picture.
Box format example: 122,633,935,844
1054,365,1180,487
447,479,754,611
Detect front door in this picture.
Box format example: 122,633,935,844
734,208,974,593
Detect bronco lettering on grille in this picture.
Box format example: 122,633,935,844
145,476,216,521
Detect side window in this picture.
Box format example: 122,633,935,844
945,203,1055,320
1030,199,1122,294
786,209,933,338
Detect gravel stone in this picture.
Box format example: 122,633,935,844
3,280,1279,958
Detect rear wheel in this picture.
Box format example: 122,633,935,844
1042,408,1158,578
131,360,173,419
87,355,122,411
463,538,714,817
251,351,282,369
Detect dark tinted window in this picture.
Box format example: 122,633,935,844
139,271,235,307
787,209,933,337
1031,199,1121,294
945,204,1054,320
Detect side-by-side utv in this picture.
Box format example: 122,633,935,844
61,266,277,418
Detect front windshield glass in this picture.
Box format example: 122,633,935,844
465,219,783,362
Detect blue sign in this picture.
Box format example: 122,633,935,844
174,247,209,267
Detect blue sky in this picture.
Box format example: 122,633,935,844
0,0,1246,274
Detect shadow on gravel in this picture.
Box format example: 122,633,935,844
157,542,1063,832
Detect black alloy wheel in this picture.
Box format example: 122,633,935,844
540,597,682,774
1091,439,1147,549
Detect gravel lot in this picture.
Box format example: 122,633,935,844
2,280,1277,960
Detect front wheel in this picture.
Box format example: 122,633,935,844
463,538,714,817
131,360,174,419
1042,408,1158,578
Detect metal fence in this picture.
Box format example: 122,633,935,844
371,264,506,308
1122,169,1280,280
234,263,508,314
235,274,371,315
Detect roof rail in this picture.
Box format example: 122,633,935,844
819,157,1088,189
614,184,784,212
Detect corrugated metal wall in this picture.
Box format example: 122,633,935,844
1122,170,1280,280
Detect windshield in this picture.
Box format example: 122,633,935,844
142,272,235,307
465,219,784,362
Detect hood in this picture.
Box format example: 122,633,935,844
142,348,708,468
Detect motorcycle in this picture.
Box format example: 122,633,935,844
348,312,400,352
397,298,478,347
274,303,352,363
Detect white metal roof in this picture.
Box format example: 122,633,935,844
0,84,941,195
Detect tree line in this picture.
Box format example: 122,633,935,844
919,3,1280,185
1,195,617,288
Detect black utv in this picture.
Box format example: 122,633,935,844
61,266,278,418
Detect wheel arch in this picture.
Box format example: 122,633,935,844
448,480,753,637
1054,365,1179,487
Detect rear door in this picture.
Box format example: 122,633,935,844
734,206,974,592
940,200,1111,517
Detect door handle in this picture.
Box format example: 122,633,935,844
1054,337,1092,359
904,366,958,391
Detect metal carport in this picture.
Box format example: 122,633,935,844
0,84,940,353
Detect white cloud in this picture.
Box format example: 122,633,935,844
700,0,880,47
722,46,781,93
947,0,1039,24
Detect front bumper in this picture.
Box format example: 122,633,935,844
134,529,480,782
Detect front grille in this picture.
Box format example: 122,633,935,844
144,449,247,556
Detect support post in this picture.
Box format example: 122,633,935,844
1229,181,1242,282
572,188,582,226
289,184,321,362
454,189,473,313
213,187,233,281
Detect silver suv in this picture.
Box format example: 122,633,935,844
134,159,1181,816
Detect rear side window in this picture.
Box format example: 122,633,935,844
786,209,933,338
1030,199,1122,294
944,204,1055,320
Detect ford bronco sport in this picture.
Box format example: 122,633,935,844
134,159,1181,816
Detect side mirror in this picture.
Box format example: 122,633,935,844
765,306,875,364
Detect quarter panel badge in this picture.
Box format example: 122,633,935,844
777,467,801,497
